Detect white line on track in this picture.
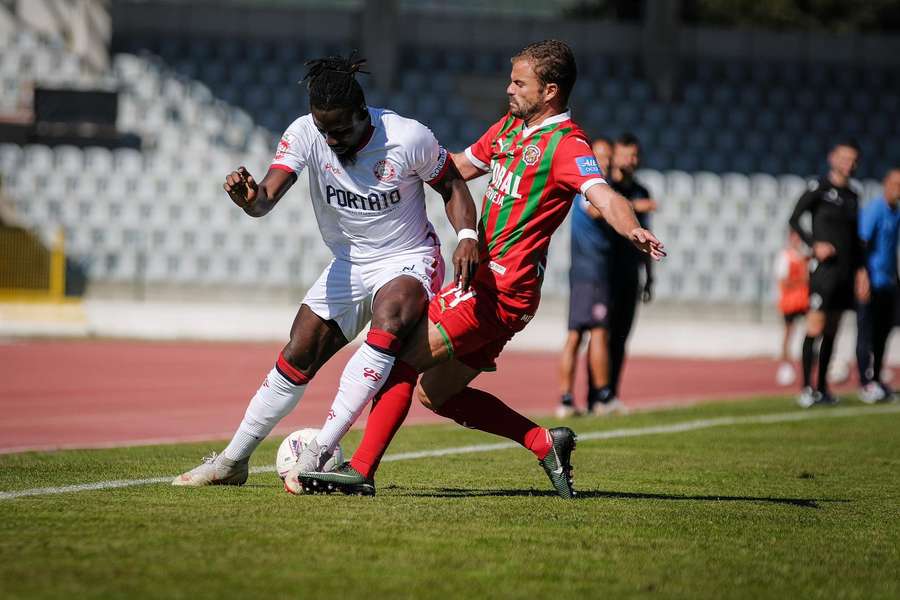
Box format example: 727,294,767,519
2,404,898,500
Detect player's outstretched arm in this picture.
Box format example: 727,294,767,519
450,152,488,182
430,160,480,290
585,183,666,260
223,166,297,218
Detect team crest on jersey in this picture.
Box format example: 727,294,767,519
522,144,542,166
373,159,397,182
274,132,295,161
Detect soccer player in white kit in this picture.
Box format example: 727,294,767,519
173,55,479,487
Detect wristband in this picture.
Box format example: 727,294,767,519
457,228,478,242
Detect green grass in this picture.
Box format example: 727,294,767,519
2,397,899,599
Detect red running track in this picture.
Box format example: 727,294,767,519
0,339,838,454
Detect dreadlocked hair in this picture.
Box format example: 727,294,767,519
302,52,369,112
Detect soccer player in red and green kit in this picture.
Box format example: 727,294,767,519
289,40,665,499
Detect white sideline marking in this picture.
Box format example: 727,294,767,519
2,404,898,500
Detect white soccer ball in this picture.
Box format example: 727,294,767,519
275,428,343,480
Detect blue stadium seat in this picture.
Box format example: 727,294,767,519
601,79,625,100
643,104,666,128
670,105,695,128
704,153,727,174
682,83,706,106
732,154,757,174
698,107,723,130
628,80,652,103
782,112,806,134
725,107,750,130
246,41,273,63
673,154,700,172
657,128,681,151
614,104,639,129
754,111,778,132
767,87,790,110
711,86,736,107
823,90,845,112
738,88,762,108
443,52,467,72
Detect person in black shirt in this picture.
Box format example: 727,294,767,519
588,133,657,415
788,140,870,407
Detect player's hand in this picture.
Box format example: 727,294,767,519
629,228,666,260
642,278,654,304
856,268,870,303
452,238,479,291
813,241,836,262
224,167,258,210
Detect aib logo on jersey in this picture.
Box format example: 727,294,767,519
485,161,523,207
576,156,601,176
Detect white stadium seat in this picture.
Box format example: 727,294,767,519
721,173,751,198
664,170,694,199
749,173,778,200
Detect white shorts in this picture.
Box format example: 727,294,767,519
302,244,445,341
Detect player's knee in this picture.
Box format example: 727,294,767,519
414,383,441,412
280,341,317,376
372,294,427,338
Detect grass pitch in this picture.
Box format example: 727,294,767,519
1,397,899,599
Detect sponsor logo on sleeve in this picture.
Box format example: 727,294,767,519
274,132,295,161
373,159,397,182
575,156,601,176
427,147,448,181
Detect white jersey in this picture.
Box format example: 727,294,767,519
270,107,449,263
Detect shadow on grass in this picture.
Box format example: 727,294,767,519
397,486,845,508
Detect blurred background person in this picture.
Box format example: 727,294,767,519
595,132,657,415
773,229,810,386
789,141,869,408
557,136,613,417
856,168,900,403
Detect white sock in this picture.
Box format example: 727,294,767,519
316,343,395,453
222,367,306,461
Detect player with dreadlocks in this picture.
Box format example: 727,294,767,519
173,54,480,487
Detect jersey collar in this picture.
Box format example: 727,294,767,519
521,109,571,138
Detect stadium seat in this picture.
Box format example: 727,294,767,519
750,174,778,200
693,172,722,199
777,175,808,201
722,173,751,198
664,170,694,199
635,169,664,198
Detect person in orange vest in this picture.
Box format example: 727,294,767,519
774,229,811,386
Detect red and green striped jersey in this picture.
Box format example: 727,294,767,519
464,111,606,307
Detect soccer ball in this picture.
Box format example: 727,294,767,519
275,428,342,480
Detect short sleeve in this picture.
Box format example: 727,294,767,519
858,201,877,243
551,134,607,195
270,118,312,176
407,122,450,184
464,113,512,172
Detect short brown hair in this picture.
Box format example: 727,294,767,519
512,40,577,105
